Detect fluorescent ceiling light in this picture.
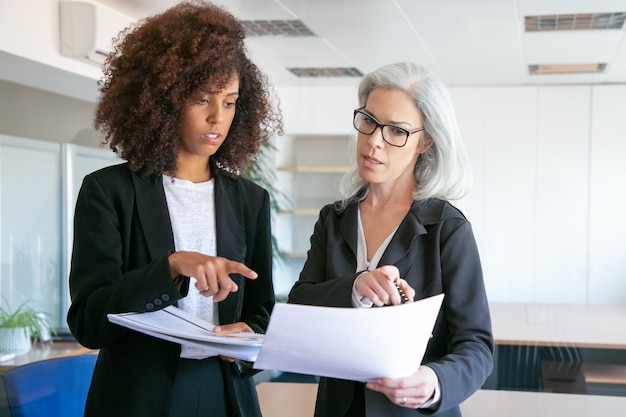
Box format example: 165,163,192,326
287,67,363,78
242,20,316,37
528,63,607,75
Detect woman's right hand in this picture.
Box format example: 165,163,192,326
168,251,257,302
354,265,415,307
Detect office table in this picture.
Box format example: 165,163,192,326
489,302,626,349
256,384,626,417
461,389,626,417
0,342,95,372
488,302,626,395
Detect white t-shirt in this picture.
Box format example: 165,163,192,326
163,175,218,359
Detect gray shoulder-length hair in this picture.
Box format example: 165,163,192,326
339,62,472,206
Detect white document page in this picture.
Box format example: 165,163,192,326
254,293,444,382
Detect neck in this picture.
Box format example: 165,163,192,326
364,181,415,210
168,156,212,183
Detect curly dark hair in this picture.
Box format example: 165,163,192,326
95,0,283,177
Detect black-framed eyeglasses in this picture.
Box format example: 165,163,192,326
353,108,425,147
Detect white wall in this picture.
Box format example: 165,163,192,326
0,0,102,101
588,86,626,304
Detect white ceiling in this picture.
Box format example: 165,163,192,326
95,0,626,89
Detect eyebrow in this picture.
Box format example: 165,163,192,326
196,89,239,97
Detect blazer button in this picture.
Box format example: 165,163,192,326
145,302,155,310
161,294,170,302
154,298,162,306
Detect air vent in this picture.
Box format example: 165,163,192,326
241,20,315,37
528,63,607,75
287,67,363,78
525,12,626,31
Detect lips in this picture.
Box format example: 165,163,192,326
201,132,221,144
363,154,382,165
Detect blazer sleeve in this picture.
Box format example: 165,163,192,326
423,215,493,415
67,169,184,349
289,205,361,308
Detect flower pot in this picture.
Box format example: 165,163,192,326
0,327,32,355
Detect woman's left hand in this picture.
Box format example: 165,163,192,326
214,322,253,362
365,366,438,409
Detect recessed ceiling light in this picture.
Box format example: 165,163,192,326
287,67,363,78
525,12,626,31
528,63,607,75
242,20,316,37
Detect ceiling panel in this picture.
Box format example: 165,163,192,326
397,0,526,85
76,0,626,87
516,0,626,15
522,31,623,64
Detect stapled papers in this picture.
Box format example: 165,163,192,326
107,305,263,361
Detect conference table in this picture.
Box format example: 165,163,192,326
489,302,626,349
488,302,626,397
254,382,626,417
0,342,95,372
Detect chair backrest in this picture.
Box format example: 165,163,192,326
2,354,97,417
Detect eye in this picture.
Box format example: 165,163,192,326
388,126,407,137
362,114,377,126
224,100,237,108
192,94,210,105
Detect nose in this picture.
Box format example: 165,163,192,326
367,125,385,148
205,103,224,124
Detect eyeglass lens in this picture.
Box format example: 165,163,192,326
353,111,409,147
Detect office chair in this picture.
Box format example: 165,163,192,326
2,354,96,417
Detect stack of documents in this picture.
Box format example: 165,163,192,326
108,293,444,381
108,306,264,361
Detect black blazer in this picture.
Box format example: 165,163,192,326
289,198,493,417
67,163,274,417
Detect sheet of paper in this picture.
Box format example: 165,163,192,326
254,293,444,382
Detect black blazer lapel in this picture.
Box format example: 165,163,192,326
131,173,175,259
214,176,246,324
378,210,427,275
338,202,359,262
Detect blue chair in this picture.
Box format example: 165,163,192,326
2,354,96,417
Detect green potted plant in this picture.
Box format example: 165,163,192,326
0,298,52,355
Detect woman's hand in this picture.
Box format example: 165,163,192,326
366,366,438,409
354,265,415,306
168,251,257,302
214,321,254,362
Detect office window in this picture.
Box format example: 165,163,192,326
1,135,61,327
0,135,119,331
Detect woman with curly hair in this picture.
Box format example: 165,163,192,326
67,2,282,416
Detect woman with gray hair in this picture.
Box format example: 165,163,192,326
288,62,493,417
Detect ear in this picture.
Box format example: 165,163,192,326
418,134,433,155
